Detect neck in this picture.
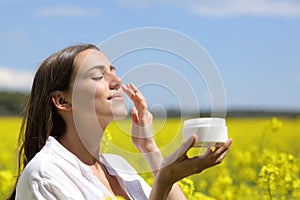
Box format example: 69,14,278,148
58,118,108,165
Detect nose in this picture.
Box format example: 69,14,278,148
109,73,122,90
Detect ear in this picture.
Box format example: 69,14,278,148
52,91,72,112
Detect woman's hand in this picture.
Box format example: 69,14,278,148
150,136,232,200
122,83,158,153
162,136,232,184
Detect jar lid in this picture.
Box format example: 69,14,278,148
184,118,226,126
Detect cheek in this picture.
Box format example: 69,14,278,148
72,82,98,111
94,83,108,101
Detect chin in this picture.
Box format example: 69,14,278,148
112,106,128,120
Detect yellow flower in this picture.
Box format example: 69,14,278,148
178,178,195,197
270,117,283,132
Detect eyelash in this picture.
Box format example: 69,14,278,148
91,66,116,81
91,76,103,81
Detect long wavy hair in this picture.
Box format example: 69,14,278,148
8,44,99,200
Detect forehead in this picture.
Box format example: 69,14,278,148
74,49,110,73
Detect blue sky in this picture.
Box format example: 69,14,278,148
0,0,300,111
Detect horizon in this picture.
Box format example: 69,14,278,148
0,1,299,111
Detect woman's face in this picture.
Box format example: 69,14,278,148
70,49,128,128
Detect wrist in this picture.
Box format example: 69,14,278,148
150,171,173,200
137,140,159,153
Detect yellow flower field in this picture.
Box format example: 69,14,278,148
0,117,300,199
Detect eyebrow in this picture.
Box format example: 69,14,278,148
84,65,116,78
86,65,106,73
85,65,114,73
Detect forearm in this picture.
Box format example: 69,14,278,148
148,168,187,200
149,172,173,200
138,143,163,175
139,144,187,200
166,184,186,200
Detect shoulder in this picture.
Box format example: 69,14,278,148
19,136,81,180
16,148,60,196
16,138,83,199
18,139,73,180
15,152,52,199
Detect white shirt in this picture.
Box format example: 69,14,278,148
16,136,151,200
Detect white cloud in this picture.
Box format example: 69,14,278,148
0,67,33,91
34,5,100,18
188,0,300,17
116,0,300,18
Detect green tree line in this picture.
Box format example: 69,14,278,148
0,91,299,117
0,91,29,116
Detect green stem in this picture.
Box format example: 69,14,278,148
267,173,273,200
259,127,269,152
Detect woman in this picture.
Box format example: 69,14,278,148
9,44,232,200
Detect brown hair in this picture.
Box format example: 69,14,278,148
8,44,99,199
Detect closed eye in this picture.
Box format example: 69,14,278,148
91,76,103,81
90,65,116,81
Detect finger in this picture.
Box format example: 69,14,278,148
178,139,232,175
131,107,139,124
122,84,135,98
128,83,137,91
126,84,148,112
214,139,232,157
122,84,144,105
176,135,197,157
122,84,149,121
163,135,196,166
128,83,139,94
128,83,145,100
216,148,230,163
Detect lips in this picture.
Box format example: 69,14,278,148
107,92,123,100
